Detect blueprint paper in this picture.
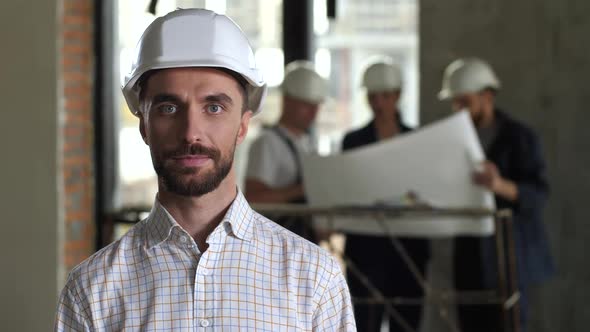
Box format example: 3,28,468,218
302,111,496,237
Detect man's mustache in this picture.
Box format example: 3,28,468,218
163,143,221,161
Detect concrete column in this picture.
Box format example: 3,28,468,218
0,0,62,330
420,0,590,331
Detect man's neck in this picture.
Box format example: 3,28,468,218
373,109,400,140
374,108,399,124
277,118,305,137
157,173,238,251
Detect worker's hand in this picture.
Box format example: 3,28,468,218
473,161,518,202
473,161,501,191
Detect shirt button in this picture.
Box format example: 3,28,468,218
201,267,210,276
200,319,210,327
180,236,188,243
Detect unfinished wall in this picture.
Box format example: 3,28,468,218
0,0,96,330
0,1,61,330
420,0,590,330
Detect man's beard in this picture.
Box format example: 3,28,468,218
153,142,235,197
471,109,485,128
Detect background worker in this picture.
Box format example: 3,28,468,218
439,57,555,332
342,58,430,331
245,61,328,241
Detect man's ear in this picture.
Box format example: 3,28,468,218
139,113,148,145
236,110,252,146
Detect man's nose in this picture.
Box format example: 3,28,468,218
376,94,389,106
179,106,205,144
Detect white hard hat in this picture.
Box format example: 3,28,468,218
362,58,402,93
122,8,267,116
438,57,501,100
281,60,328,104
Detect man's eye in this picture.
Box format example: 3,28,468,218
207,104,223,114
157,104,178,114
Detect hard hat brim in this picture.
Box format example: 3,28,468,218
438,89,452,100
122,60,267,117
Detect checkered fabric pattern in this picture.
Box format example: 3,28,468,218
55,191,356,331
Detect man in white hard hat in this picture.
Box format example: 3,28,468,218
342,58,430,331
440,57,554,332
55,9,355,331
245,60,328,242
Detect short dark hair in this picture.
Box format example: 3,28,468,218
137,67,249,114
137,69,158,108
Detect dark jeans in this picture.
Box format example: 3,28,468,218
456,291,527,332
347,258,426,331
454,237,528,332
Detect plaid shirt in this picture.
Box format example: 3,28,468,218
55,191,355,331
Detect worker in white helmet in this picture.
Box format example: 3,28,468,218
342,58,430,332
245,60,328,242
55,9,355,331
440,57,554,332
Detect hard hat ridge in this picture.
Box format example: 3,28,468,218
281,60,329,104
361,56,403,93
438,57,501,100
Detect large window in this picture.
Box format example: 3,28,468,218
112,0,418,210
313,0,419,155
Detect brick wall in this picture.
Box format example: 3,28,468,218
62,0,95,271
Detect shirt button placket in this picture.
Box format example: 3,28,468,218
195,252,213,330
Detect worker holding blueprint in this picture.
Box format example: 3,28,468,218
342,58,430,332
439,57,555,332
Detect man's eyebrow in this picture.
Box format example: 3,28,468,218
151,93,184,105
205,93,234,105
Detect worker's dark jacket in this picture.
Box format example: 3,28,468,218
455,110,555,293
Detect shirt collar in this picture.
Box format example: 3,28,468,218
144,190,255,249
276,125,314,153
277,125,313,140
219,190,255,242
144,199,181,249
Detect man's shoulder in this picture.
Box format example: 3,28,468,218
344,122,372,139
252,210,317,247
251,211,339,272
497,110,536,135
67,221,147,285
251,126,282,144
343,122,374,149
248,127,285,154
496,110,541,154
